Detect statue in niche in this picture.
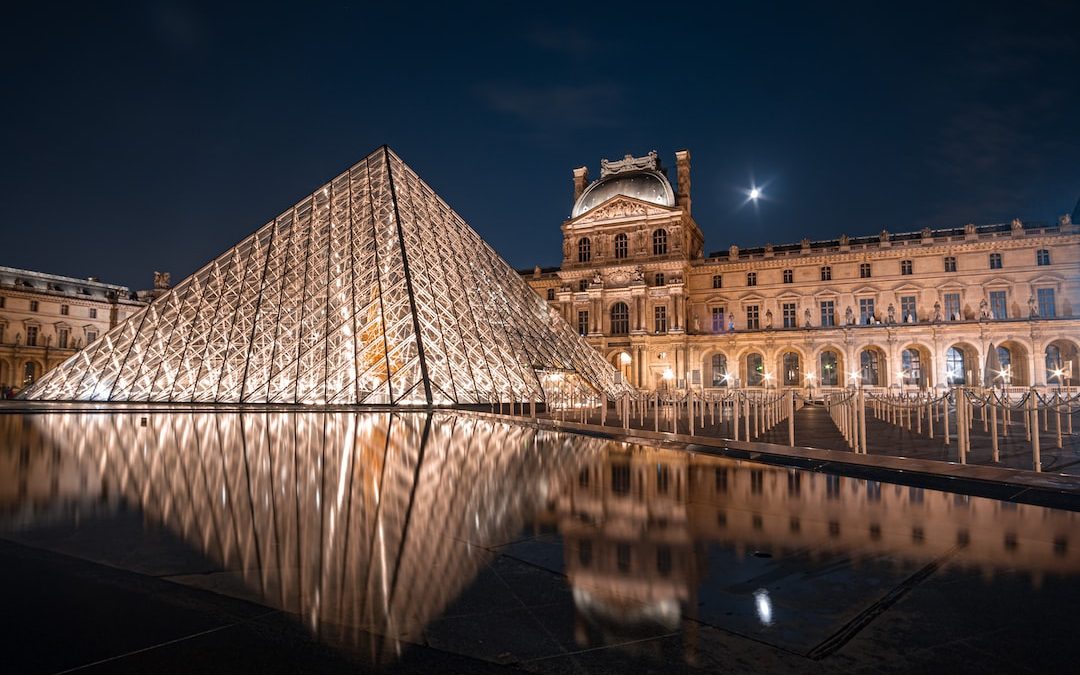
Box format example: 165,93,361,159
765,309,773,329
727,312,735,331
563,239,572,258
887,303,896,324
933,301,943,322
1028,295,1039,317
692,314,701,333
978,298,990,319
804,307,812,327
844,306,854,325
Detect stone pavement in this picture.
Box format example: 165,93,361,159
547,401,1080,476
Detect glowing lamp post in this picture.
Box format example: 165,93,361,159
806,371,816,400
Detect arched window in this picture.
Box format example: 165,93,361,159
652,229,668,255
946,347,966,385
820,351,839,386
22,361,37,386
996,346,1011,374
578,237,591,263
746,353,764,386
860,349,880,385
546,288,555,301
783,352,801,386
901,348,922,386
1045,344,1063,382
610,302,629,335
711,354,728,387
614,233,628,259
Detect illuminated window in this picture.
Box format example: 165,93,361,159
901,349,921,385
819,351,838,385
746,352,764,386
860,349,880,385
783,352,800,386
946,347,966,384
711,353,728,386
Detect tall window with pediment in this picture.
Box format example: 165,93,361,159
652,229,668,255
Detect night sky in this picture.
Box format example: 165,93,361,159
3,1,1078,291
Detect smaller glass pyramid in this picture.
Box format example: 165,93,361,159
21,147,625,405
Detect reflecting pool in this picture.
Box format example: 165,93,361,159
1,411,1079,673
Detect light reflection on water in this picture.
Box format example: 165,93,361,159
0,411,1078,664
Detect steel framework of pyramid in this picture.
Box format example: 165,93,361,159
21,147,625,405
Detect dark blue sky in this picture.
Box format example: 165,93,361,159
3,1,1078,290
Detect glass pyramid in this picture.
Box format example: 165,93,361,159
21,147,625,405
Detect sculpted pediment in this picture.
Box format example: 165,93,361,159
572,195,676,225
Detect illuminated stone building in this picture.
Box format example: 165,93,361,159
523,151,1080,392
0,266,146,392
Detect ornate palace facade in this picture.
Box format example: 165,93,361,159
523,150,1080,392
0,267,155,391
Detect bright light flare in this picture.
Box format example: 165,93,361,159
749,187,761,200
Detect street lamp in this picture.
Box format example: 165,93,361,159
806,371,816,400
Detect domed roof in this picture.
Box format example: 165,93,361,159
572,170,675,218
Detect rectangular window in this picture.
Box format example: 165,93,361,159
782,302,796,328
89,308,98,319
654,305,667,333
58,328,69,348
989,253,1002,269
859,262,871,278
0,324,5,344
86,330,98,343
654,272,665,286
944,292,961,320
60,304,69,315
989,291,1007,319
577,310,589,336
859,298,875,324
746,272,757,286
0,296,6,308
746,305,760,330
820,266,831,281
1036,249,1050,266
30,300,39,312
26,325,38,346
712,274,722,289
711,306,725,332
783,269,793,284
820,300,835,327
901,259,913,275
1037,288,1056,317
900,295,917,322
944,256,957,272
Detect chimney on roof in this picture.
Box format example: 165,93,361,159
572,166,589,203
675,150,691,216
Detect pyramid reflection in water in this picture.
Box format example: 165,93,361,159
21,147,623,404
7,411,602,663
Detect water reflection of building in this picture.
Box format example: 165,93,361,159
0,412,599,664
535,445,1080,657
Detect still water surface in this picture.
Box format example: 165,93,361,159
1,411,1078,670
